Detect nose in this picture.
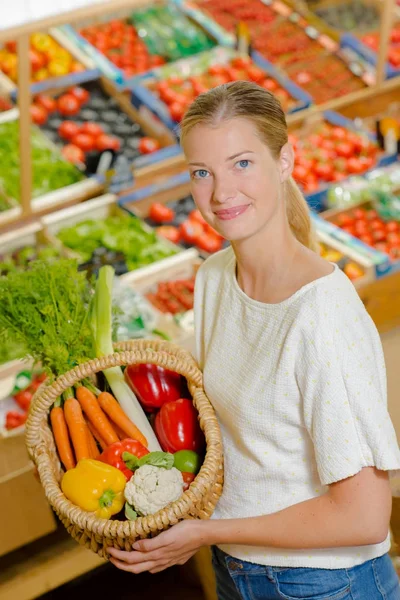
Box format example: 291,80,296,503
212,174,236,205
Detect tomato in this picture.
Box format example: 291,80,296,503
173,450,201,474
58,120,81,141
370,219,385,231
149,202,175,224
58,94,80,116
387,232,400,246
372,229,387,243
29,49,46,72
386,221,400,233
346,157,365,175
330,127,347,141
30,104,48,125
156,226,181,244
314,162,334,181
5,40,17,53
389,246,400,260
374,241,390,254
354,221,368,236
293,164,310,184
70,87,90,105
360,233,374,246
138,137,161,154
189,209,207,226
196,233,223,254
208,64,227,76
180,220,204,245
80,122,103,138
231,56,251,69
353,208,367,221
337,213,355,227
335,141,354,159
96,134,121,152
35,94,56,113
366,210,378,221
342,225,356,236
14,389,33,411
61,144,85,164
72,133,95,152
169,102,187,123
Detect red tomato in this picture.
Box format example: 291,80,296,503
180,220,204,245
14,389,33,411
386,221,400,233
366,210,379,221
387,232,400,246
138,137,161,154
346,157,366,175
182,472,196,491
189,209,207,226
80,122,104,138
246,65,265,82
293,164,309,184
58,120,81,141
360,233,374,246
169,102,186,123
374,241,389,254
353,208,367,221
61,144,85,164
30,104,48,125
337,213,355,227
35,94,56,113
330,127,347,141
29,49,45,72
370,219,385,231
261,78,279,92
231,56,252,69
96,134,121,152
372,229,387,243
314,162,334,181
196,233,223,254
342,225,356,236
354,221,368,236
58,94,81,116
149,202,175,224
156,226,180,244
335,141,354,159
72,133,95,152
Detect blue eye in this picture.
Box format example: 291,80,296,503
193,169,210,179
237,159,249,169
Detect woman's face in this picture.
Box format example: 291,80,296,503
182,117,293,243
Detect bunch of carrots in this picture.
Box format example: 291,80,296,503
50,385,147,471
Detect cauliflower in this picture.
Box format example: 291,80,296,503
124,464,184,516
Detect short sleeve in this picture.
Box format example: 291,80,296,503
296,290,400,487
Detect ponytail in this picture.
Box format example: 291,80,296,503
285,178,317,252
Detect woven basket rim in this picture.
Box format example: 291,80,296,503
25,339,223,541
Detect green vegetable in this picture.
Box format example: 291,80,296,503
124,502,138,521
173,450,201,474
0,121,83,207
0,259,94,375
122,450,174,471
58,214,177,269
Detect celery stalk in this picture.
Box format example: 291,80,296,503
91,266,161,452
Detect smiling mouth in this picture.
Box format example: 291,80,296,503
214,205,250,221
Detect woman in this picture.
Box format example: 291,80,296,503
109,81,400,599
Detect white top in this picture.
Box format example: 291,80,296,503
194,246,400,569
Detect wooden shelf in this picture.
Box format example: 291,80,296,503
0,529,104,600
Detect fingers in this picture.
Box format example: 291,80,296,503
110,557,159,574
108,548,163,564
133,533,171,552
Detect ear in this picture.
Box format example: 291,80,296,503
279,142,294,183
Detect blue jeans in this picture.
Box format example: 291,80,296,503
212,546,400,600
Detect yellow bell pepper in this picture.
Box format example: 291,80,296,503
61,459,126,519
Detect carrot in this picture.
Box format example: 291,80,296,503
98,391,148,448
76,386,119,446
64,397,91,462
111,420,128,441
86,421,107,451
50,400,76,471
85,419,100,458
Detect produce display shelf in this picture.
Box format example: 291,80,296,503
0,28,100,96
58,0,230,90
130,47,312,135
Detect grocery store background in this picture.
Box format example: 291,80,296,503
1,0,400,598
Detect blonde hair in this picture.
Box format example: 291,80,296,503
180,81,316,250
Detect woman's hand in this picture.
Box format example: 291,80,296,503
108,520,209,574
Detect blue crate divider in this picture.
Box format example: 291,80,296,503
341,33,400,80
130,49,313,135
10,66,101,98
304,111,399,212
132,143,182,170
118,170,191,209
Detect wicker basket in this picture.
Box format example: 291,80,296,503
25,339,224,558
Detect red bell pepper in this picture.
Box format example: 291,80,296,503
155,398,205,454
98,438,149,480
125,363,185,413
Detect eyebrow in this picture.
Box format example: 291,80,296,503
189,150,254,167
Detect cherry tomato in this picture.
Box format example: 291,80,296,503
149,202,175,224
58,94,80,116
156,226,180,244
30,104,48,126
96,134,121,152
61,144,85,164
138,137,161,154
80,122,104,138
182,472,196,491
196,233,223,254
72,133,95,152
386,221,400,233
180,220,204,246
58,120,80,141
35,94,57,113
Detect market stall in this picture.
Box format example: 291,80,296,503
0,0,400,598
